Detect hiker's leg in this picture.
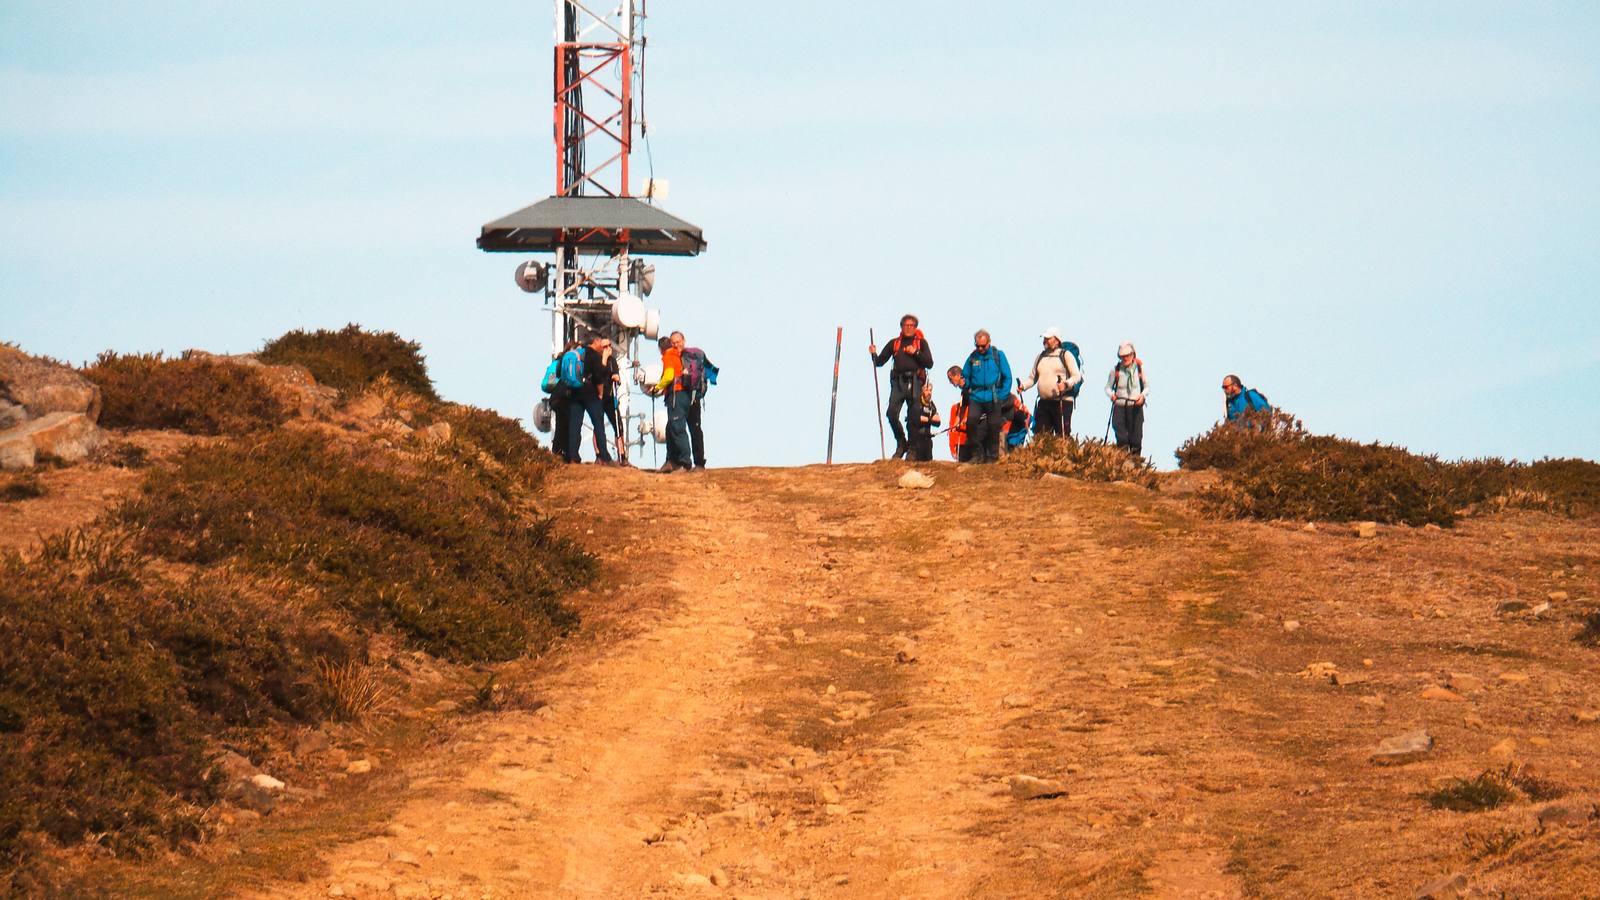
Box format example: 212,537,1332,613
552,399,571,462
1061,400,1074,437
567,396,588,462
885,379,911,451
1111,405,1130,449
1034,399,1060,439
667,391,692,466
1129,406,1144,457
584,396,612,462
686,395,706,468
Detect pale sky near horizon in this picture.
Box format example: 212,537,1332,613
3,2,1597,468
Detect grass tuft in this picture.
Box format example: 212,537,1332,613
1422,770,1518,812
0,473,47,502
1575,609,1600,648
313,658,392,722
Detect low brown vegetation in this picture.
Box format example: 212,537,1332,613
0,472,47,502
259,324,439,401
1176,411,1600,525
82,351,290,435
1003,434,1159,488
4,328,588,890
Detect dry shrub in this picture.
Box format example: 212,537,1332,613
313,658,392,722
0,533,340,876
81,351,290,435
437,403,558,488
260,324,438,401
1004,434,1159,488
0,473,46,502
1422,764,1567,812
1576,609,1600,648
118,428,589,661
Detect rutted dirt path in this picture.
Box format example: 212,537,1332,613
247,463,1600,899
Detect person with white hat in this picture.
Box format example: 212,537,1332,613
1105,342,1148,457
1017,327,1083,439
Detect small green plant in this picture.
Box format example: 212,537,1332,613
1003,434,1159,488
81,351,289,435
260,324,439,401
1423,769,1518,812
0,474,46,502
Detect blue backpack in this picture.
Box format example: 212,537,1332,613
539,356,563,394
558,349,586,390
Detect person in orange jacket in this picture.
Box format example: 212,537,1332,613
945,365,970,462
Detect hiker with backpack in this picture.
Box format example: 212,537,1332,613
1105,342,1149,457
959,329,1012,464
910,380,941,462
1223,374,1272,427
1000,392,1031,453
869,314,934,460
672,331,718,470
540,339,582,462
945,366,970,462
566,333,615,465
647,335,693,472
1017,327,1083,439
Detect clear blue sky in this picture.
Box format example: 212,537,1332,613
4,1,1596,467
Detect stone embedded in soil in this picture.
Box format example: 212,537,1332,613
1495,600,1530,614
1331,671,1370,687
1354,521,1378,539
1282,620,1301,633
1488,738,1517,761
1412,871,1468,899
898,470,935,490
346,759,374,775
1537,802,1597,829
1574,710,1600,724
1008,774,1068,800
1371,729,1433,765
250,773,286,792
0,411,106,470
1420,686,1466,703
1001,693,1033,709
1446,673,1484,693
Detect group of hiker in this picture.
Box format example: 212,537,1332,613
542,329,717,472
873,313,1272,462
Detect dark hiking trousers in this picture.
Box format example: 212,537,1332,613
1034,397,1074,439
551,388,573,462
885,373,920,450
686,393,706,468
666,389,693,467
966,399,1005,463
1112,404,1145,457
568,393,614,464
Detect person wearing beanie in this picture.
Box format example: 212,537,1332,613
1105,341,1148,457
870,313,935,460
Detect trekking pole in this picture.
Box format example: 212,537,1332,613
1103,402,1113,444
869,327,886,460
826,326,842,464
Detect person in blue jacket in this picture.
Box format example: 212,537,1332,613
1223,374,1272,425
959,329,1012,463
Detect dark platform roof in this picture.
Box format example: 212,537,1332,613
477,196,706,256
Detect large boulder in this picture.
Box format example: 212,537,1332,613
0,345,102,422
0,411,107,470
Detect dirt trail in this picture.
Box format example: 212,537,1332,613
247,462,1600,899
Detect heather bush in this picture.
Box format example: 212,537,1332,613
1004,434,1159,488
260,324,438,401
119,429,588,661
81,351,290,434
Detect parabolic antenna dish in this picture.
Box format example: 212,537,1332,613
612,293,647,329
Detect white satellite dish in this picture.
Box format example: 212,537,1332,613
652,409,669,443
514,261,549,293
638,360,664,387
631,260,657,297
612,293,647,329
643,308,662,339
531,398,553,433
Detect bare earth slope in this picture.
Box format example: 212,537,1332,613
244,462,1599,899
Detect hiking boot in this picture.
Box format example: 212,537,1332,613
892,442,907,460
657,461,680,473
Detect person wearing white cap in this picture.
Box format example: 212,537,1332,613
1105,342,1148,456
1017,327,1083,439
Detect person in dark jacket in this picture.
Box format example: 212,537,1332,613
959,329,1012,463
870,314,934,459
910,381,941,461
1223,374,1272,425
567,334,615,465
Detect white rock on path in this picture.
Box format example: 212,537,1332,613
898,470,935,490
1371,729,1433,765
